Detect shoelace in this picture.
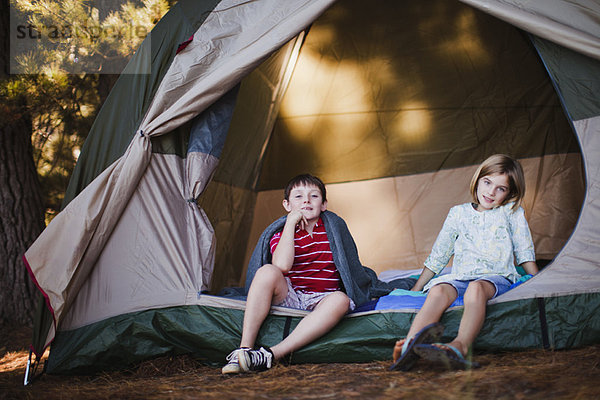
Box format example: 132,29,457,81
226,349,241,362
247,349,270,368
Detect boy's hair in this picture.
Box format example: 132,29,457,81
284,174,327,201
469,154,526,210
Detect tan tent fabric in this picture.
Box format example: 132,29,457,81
203,35,311,291
59,154,216,330
25,0,336,349
499,116,600,302
460,0,600,61
139,1,332,138
25,138,151,344
255,0,577,188
244,154,584,280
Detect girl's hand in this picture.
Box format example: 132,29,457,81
411,267,436,291
521,261,539,276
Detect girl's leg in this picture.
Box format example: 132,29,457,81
393,284,457,361
407,283,457,338
270,291,350,360
240,264,289,349
448,280,495,356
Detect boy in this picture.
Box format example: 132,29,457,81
223,174,415,374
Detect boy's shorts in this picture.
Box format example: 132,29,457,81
275,278,356,311
437,275,512,299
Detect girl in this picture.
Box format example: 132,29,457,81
390,154,539,371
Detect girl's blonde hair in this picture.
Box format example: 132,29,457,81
469,154,526,210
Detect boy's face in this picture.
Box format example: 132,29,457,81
283,184,327,222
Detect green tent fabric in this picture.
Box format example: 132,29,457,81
23,0,599,376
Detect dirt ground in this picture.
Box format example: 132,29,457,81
1,324,599,400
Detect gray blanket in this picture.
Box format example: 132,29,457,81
245,210,416,306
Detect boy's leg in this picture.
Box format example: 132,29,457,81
240,264,289,349
222,264,288,374
269,291,350,360
448,280,495,356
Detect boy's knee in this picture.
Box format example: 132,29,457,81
253,264,284,285
256,264,281,277
327,291,351,310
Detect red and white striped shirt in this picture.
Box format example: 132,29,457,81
270,218,341,293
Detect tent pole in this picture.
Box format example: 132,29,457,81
23,348,47,386
251,30,308,190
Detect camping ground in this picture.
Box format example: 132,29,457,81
2,324,599,399
4,2,599,398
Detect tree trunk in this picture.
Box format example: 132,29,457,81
0,101,45,325
0,0,45,325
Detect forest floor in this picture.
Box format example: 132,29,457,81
1,324,599,399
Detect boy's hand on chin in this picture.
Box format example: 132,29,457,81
288,210,308,230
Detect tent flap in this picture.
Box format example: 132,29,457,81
459,0,600,61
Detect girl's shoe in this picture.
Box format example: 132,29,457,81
414,343,480,370
389,322,444,371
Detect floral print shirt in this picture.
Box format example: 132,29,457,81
423,202,535,291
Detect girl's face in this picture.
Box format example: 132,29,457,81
476,173,510,211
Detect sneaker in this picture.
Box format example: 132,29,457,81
238,347,274,372
221,348,246,374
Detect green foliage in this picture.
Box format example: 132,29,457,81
13,0,170,73
7,0,171,221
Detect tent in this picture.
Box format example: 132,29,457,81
23,0,600,376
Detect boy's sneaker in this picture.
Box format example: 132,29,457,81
221,348,247,374
238,347,274,372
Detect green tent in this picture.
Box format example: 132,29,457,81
24,0,600,377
